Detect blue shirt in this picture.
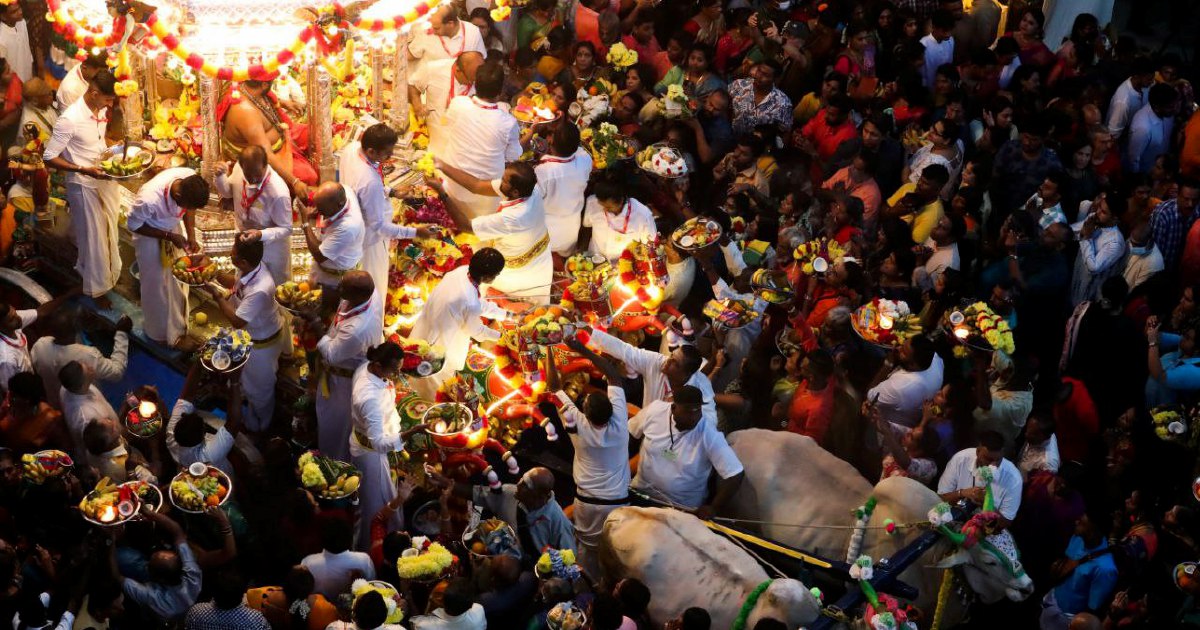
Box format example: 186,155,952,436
1145,351,1200,406
1149,198,1197,270
728,79,793,136
1053,536,1118,614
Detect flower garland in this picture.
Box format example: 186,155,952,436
617,236,669,311
353,0,443,30
145,12,313,81
45,0,127,49
851,556,920,630
945,302,1015,358
845,497,876,563
606,42,638,69
350,579,406,624
929,567,955,630
730,580,773,630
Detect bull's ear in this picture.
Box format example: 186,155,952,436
932,550,970,569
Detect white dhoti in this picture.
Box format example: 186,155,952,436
67,182,121,298
132,232,189,345
571,499,627,577
350,439,402,550
443,178,500,221
361,240,390,305
262,238,293,286
241,330,290,433
315,372,354,462
488,245,552,303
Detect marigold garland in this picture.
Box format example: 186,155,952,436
617,236,669,311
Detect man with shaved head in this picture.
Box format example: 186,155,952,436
409,51,485,134
309,269,382,461
301,180,365,295
407,4,486,71
217,144,294,284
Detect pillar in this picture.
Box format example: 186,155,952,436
199,73,221,184
307,64,335,183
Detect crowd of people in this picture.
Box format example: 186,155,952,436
3,0,1200,628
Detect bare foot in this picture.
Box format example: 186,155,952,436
173,336,201,352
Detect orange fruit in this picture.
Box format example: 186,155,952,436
206,495,220,506
471,542,486,554
298,281,311,293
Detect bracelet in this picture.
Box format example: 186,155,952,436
1148,342,1158,348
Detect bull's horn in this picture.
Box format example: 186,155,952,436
938,524,967,546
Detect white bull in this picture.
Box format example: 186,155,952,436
725,430,1034,626
600,507,821,629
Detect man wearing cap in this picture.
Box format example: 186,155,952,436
216,146,294,285
44,70,123,308
300,181,365,298
126,167,209,348
17,78,56,141
629,385,743,519
205,237,289,434
339,123,437,304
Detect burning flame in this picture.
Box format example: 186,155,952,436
100,505,116,523
433,420,448,434
954,327,970,339
879,314,894,330
138,400,158,419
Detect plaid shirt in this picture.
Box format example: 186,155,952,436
993,140,1062,214
184,603,271,630
728,78,793,136
1149,199,1197,270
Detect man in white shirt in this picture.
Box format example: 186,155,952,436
1123,222,1164,292
57,360,117,456
1105,59,1155,141
912,214,962,292
301,181,365,293
867,334,945,431
629,385,743,518
409,248,507,389
408,5,486,70
579,180,658,263
31,309,130,408
1017,413,1060,480
920,10,956,89
437,160,552,302
536,123,592,258
44,71,123,307
937,430,1023,527
546,338,629,575
301,516,376,599
409,52,484,154
410,579,487,630
17,78,57,146
586,327,716,426
206,238,290,433
310,271,383,461
0,3,37,83
439,59,522,220
56,53,107,112
339,124,436,303
1126,83,1178,175
166,361,242,474
216,146,294,285
127,168,209,347
0,291,77,394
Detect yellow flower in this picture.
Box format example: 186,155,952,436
490,6,511,21
984,329,1001,348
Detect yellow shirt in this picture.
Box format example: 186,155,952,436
888,183,944,244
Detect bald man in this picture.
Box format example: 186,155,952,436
311,270,383,461
439,466,575,560
407,5,486,71
217,145,294,285
301,181,365,295
409,51,485,155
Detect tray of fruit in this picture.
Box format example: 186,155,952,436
671,217,722,252
395,538,456,581
517,305,575,346
298,451,361,500
391,336,446,377
22,450,72,485
703,298,760,330
169,463,232,513
275,280,323,314
564,252,611,282
200,328,252,373
852,299,923,349
511,83,561,126
424,403,486,451
464,517,521,559
124,403,163,439
79,477,142,526
172,254,217,286
98,142,156,179
750,269,795,304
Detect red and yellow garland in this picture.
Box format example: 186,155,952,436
616,235,669,311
